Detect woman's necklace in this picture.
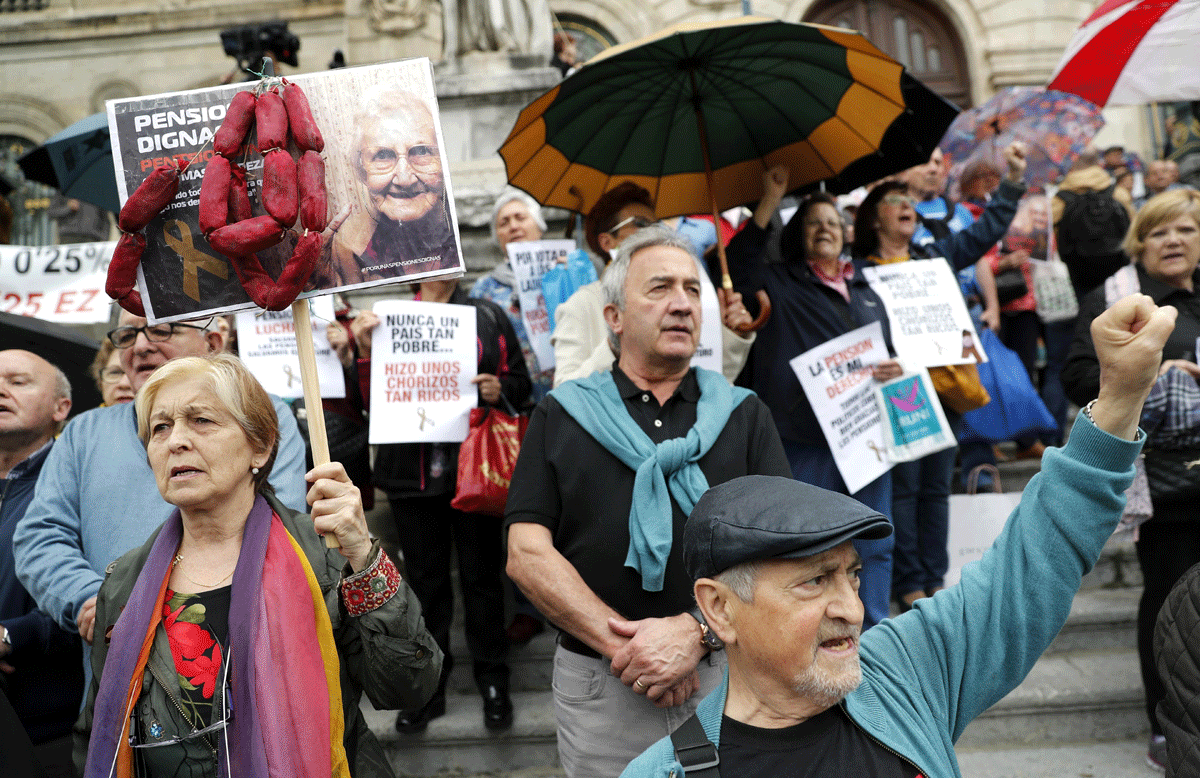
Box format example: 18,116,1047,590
172,554,234,589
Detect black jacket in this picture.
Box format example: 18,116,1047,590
1155,560,1200,778
372,287,533,497
0,442,84,743
727,221,894,444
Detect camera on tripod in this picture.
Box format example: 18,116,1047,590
220,21,300,75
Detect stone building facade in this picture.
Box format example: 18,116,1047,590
0,0,1147,250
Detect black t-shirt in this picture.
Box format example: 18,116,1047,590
504,366,790,620
719,707,923,778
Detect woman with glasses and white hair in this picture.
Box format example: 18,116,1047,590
470,187,556,400
74,353,441,778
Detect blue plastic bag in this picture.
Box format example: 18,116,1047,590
542,249,599,333
958,328,1058,444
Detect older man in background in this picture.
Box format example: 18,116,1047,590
0,350,81,778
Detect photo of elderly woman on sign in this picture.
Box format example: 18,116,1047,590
74,354,442,778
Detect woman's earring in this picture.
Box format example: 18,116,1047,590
252,466,260,475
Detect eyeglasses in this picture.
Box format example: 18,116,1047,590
607,215,655,235
107,319,213,349
881,194,917,208
131,663,233,750
360,144,441,176
99,367,127,384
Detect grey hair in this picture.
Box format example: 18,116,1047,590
714,560,763,604
600,225,696,352
490,188,547,245
53,365,71,404
350,86,435,181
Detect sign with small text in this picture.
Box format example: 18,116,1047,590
1,242,115,323
236,295,345,399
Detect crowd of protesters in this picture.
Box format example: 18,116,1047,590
4,95,1200,778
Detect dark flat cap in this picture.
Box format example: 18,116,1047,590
683,475,893,580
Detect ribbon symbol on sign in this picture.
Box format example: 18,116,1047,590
283,364,297,388
866,440,884,462
163,220,230,303
417,407,435,431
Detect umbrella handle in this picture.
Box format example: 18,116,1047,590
737,288,771,333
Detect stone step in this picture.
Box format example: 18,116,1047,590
1045,586,1138,655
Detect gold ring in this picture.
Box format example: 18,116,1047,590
634,679,647,690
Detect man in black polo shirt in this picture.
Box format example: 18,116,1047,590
505,227,790,778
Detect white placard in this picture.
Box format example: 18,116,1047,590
790,322,892,495
862,259,986,367
235,295,345,399
368,300,477,444
0,243,115,323
690,254,723,375
507,239,572,370
873,369,955,463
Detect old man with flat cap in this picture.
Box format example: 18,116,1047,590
623,293,1178,778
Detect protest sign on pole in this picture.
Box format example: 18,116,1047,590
368,300,477,444
235,295,345,399
690,255,723,375
790,322,891,495
861,259,986,367
506,239,572,370
106,58,465,324
1,243,115,323
873,369,955,463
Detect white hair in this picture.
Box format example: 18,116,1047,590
490,187,547,245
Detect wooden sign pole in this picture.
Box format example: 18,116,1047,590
291,297,340,549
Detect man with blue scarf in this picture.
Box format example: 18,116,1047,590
506,227,790,778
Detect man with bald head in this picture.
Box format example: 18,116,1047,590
13,310,307,694
321,86,459,287
0,349,81,773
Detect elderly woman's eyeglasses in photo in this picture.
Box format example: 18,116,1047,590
107,319,214,349
361,144,440,176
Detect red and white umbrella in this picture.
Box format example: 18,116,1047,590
1048,0,1200,107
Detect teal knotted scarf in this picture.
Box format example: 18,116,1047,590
551,368,753,591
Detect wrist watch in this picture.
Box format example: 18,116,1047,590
688,609,724,651
1,625,11,650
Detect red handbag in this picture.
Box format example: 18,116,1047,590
450,404,529,516
450,330,528,515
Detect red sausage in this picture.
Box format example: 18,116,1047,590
255,89,289,152
198,155,232,236
282,81,325,153
105,232,146,299
227,163,253,224
297,151,327,232
118,162,182,233
262,231,322,310
208,215,284,258
214,90,256,158
117,290,145,317
262,149,298,227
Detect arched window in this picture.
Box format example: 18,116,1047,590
805,0,970,108
555,13,617,63
1,135,55,245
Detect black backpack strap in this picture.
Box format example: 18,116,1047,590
671,713,720,778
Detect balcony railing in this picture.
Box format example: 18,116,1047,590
1,0,49,11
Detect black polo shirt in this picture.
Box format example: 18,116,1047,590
505,366,790,621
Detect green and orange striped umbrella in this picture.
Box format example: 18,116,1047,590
500,15,958,224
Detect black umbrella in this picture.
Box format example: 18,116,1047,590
0,312,104,414
17,113,119,214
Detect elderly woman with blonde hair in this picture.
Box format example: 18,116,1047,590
74,353,441,778
1063,186,1200,770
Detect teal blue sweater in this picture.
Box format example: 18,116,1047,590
621,414,1141,778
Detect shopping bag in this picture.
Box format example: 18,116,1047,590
875,369,956,463
945,465,1022,586
543,248,599,333
451,402,529,516
957,329,1057,443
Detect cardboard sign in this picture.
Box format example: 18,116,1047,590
107,58,465,323
0,243,115,323
367,300,477,444
507,239,573,370
235,295,345,399
690,254,723,375
790,322,892,495
862,259,986,367
874,370,955,463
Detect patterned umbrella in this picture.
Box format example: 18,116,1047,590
939,87,1104,190
1048,0,1200,107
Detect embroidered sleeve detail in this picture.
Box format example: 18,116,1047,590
340,549,402,617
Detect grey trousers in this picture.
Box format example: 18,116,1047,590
551,644,727,778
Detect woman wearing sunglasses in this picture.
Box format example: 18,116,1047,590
75,354,441,778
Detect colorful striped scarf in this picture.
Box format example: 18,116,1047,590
85,494,350,778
